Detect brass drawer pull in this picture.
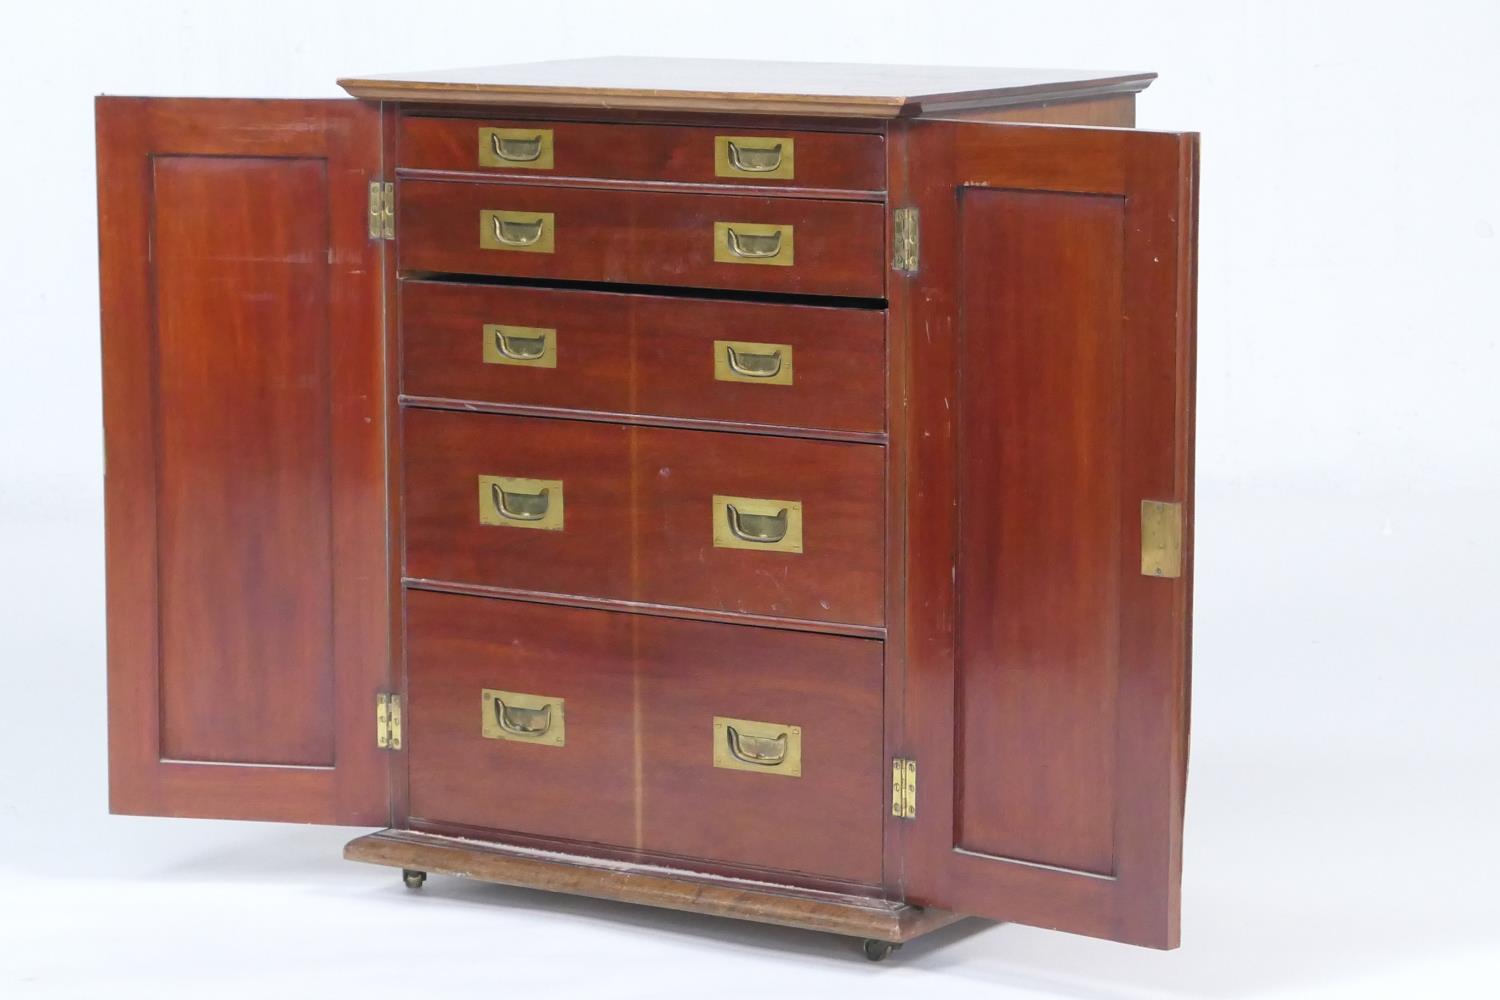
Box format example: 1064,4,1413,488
478,476,564,530
483,324,557,368
482,688,566,746
715,135,795,180
493,215,545,246
726,228,782,258
479,210,555,253
726,504,788,543
726,141,784,173
495,696,552,736
496,329,547,361
725,345,782,378
713,716,801,776
726,726,787,765
491,132,544,163
714,340,793,385
477,128,554,170
713,222,794,267
712,495,802,553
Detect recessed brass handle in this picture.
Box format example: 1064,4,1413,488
713,716,801,776
726,141,783,173
491,132,544,162
715,136,795,180
492,482,550,521
492,215,545,246
725,228,783,259
478,128,555,170
712,495,802,553
480,211,555,253
494,695,553,736
495,329,547,361
482,688,566,745
724,344,783,378
478,476,564,530
725,725,788,765
725,504,789,543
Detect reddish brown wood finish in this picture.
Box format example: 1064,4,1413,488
400,279,885,436
894,121,1196,948
402,410,885,627
405,593,883,885
405,591,637,846
636,614,884,885
346,830,959,943
397,179,886,298
399,115,885,191
97,97,389,823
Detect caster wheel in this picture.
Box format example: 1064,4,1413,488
402,869,427,889
862,939,899,962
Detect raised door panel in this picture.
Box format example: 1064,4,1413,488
896,121,1197,948
97,98,389,823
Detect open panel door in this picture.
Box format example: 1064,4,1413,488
97,98,390,824
895,121,1196,948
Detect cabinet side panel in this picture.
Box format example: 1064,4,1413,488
955,190,1123,876
153,155,336,766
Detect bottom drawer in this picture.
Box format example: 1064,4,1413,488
405,590,884,886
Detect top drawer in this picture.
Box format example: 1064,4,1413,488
399,116,885,192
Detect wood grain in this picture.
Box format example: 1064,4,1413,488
402,409,886,627
338,57,1154,118
400,279,886,436
400,115,885,191
893,119,1197,948
397,178,886,298
97,97,389,823
345,828,962,943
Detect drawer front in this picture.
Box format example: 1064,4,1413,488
405,591,884,885
398,179,886,298
637,612,883,884
406,590,637,846
401,280,886,434
400,116,886,191
403,409,885,626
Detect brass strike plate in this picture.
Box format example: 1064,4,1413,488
478,476,564,531
483,324,557,368
480,210,555,254
482,689,565,746
713,222,794,267
1140,500,1184,578
713,340,793,386
714,135,795,180
713,716,801,777
478,127,555,170
712,495,803,554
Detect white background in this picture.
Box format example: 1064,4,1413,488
2,1,1498,997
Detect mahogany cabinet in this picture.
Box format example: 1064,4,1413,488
96,58,1197,959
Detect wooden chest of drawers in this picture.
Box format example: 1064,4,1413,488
96,57,1197,959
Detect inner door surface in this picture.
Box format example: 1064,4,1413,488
97,97,390,824
895,120,1197,948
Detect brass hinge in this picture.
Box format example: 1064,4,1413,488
891,757,917,819
1140,500,1184,578
376,692,403,750
368,180,394,241
891,207,919,274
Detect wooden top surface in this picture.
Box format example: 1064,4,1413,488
337,57,1155,117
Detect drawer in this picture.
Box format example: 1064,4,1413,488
404,591,884,885
406,590,638,846
397,179,886,299
400,116,885,191
401,280,886,435
403,410,885,627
